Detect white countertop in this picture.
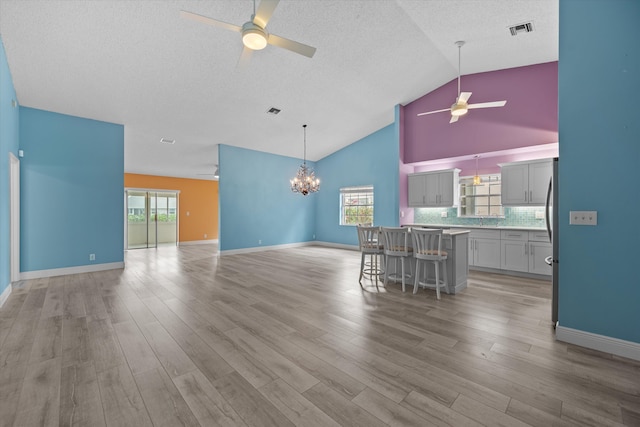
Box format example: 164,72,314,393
406,223,546,232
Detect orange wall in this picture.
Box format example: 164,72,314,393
124,173,218,242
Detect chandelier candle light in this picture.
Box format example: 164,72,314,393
290,124,320,196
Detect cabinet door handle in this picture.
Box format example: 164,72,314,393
525,243,528,255
524,190,528,202
531,244,534,256
530,190,533,202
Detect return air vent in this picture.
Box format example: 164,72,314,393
266,107,281,115
509,21,534,36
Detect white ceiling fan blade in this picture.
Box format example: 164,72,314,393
268,34,316,58
253,0,279,28
467,100,507,109
417,108,450,117
236,46,253,70
180,10,242,33
457,92,472,104
450,115,459,124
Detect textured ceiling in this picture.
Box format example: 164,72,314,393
0,0,558,179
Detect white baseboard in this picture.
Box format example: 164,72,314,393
556,325,640,362
179,239,218,246
220,241,360,256
0,284,12,308
221,241,314,256
20,261,125,280
313,241,359,251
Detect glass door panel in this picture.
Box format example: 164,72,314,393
148,192,157,246
156,192,177,245
126,190,178,249
127,191,150,249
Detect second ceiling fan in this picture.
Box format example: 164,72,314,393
417,41,507,123
181,0,316,68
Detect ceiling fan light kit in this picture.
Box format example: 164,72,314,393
181,0,316,67
417,41,507,123
450,103,468,117
242,22,268,50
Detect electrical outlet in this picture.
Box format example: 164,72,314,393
313,234,316,239
535,211,545,219
569,211,597,225
89,253,96,261
258,239,262,244
441,211,448,218
204,233,207,238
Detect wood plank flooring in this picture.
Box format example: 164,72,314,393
1,244,640,426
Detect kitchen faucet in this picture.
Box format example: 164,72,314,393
479,216,484,227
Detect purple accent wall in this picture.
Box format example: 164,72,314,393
403,62,558,163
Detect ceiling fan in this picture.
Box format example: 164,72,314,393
180,0,316,68
417,41,506,123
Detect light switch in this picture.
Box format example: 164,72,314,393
569,211,597,225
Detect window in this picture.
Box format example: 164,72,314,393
340,186,374,225
459,175,503,217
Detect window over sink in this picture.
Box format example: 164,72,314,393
459,175,504,218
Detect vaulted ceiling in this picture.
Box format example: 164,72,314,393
0,0,558,179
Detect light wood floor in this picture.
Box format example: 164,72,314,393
1,244,639,426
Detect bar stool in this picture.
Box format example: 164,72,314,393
411,228,448,299
356,225,384,291
381,227,413,292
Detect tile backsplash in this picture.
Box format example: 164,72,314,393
413,206,547,228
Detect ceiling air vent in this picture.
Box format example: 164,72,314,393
266,107,281,115
509,21,534,36
160,138,175,144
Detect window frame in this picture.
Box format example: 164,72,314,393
339,185,374,226
458,174,504,218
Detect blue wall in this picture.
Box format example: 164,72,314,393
19,107,124,272
0,37,19,294
218,144,316,251
315,124,399,246
558,0,640,343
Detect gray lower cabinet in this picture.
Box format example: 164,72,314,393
529,241,552,275
500,230,552,275
469,230,501,269
500,230,529,272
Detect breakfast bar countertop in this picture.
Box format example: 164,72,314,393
405,223,546,232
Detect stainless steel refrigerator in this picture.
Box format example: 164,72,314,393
545,158,559,327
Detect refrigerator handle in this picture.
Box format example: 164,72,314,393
545,176,553,243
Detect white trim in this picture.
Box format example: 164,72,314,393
556,325,640,362
125,187,181,194
20,262,125,280
9,152,20,283
221,241,310,256
0,284,12,308
313,241,359,251
179,239,218,246
220,241,358,256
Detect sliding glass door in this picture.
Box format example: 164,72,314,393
126,190,178,249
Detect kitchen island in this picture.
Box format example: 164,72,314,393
420,226,470,294
385,226,470,294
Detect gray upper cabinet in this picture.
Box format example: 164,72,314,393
408,169,460,208
500,159,552,206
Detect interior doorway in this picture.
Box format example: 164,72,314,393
125,190,179,249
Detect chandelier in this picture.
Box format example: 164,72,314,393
290,124,320,196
